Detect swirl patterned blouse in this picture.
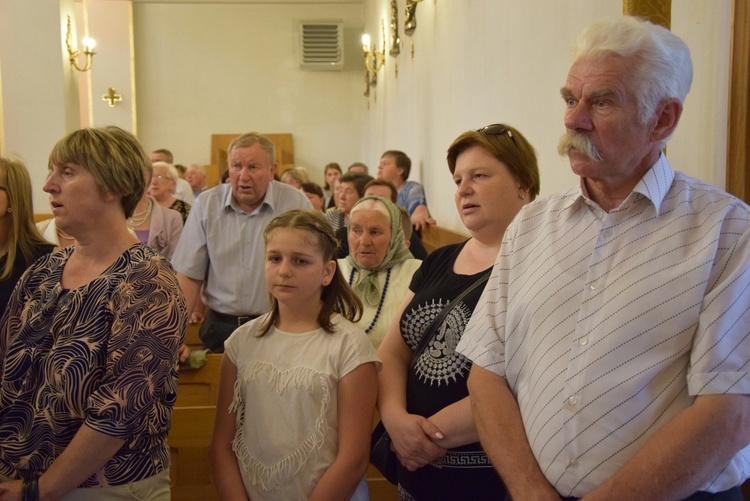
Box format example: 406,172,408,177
0,243,186,487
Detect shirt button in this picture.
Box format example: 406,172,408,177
590,281,599,290
569,459,579,468
603,229,613,239
566,395,578,406
579,337,588,346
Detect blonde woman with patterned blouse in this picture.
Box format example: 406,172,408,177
0,127,186,500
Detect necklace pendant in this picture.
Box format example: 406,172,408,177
349,267,391,334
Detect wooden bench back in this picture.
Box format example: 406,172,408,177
176,353,222,407
184,323,203,352
420,224,469,253
170,353,223,500
168,405,218,500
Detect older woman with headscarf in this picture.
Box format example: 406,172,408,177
337,196,421,349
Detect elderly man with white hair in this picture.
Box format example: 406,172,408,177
458,16,750,501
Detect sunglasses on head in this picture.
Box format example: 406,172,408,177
477,123,516,143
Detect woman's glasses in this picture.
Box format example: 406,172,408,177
477,123,516,143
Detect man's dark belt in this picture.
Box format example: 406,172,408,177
209,309,259,326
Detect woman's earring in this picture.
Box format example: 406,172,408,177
6,208,11,213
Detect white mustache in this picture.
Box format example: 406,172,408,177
558,132,603,161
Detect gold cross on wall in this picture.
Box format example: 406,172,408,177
102,87,122,107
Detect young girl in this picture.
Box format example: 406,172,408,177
211,209,380,500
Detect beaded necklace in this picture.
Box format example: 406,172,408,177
349,267,391,334
127,198,153,228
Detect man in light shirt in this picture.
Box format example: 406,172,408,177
377,150,435,231
171,133,312,356
458,16,750,501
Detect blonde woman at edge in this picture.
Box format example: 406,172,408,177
0,157,55,313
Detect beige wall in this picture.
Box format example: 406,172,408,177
0,0,135,212
0,0,732,225
133,2,367,182
0,0,79,212
360,0,732,232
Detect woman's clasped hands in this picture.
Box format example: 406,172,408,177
387,412,448,471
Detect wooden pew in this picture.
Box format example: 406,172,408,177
168,405,218,501
176,353,222,407
170,354,223,500
420,225,469,254
185,322,203,352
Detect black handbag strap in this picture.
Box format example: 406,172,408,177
409,269,492,370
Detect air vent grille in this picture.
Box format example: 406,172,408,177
300,22,343,70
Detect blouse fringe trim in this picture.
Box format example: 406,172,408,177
230,361,332,492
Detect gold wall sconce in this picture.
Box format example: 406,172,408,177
65,15,96,72
389,0,401,56
362,20,385,89
404,0,422,36
405,0,424,60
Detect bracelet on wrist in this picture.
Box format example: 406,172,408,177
22,476,39,501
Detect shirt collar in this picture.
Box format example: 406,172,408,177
222,180,277,215
565,154,675,216
630,154,675,215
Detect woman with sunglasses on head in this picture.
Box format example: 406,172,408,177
0,157,55,314
376,124,540,500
